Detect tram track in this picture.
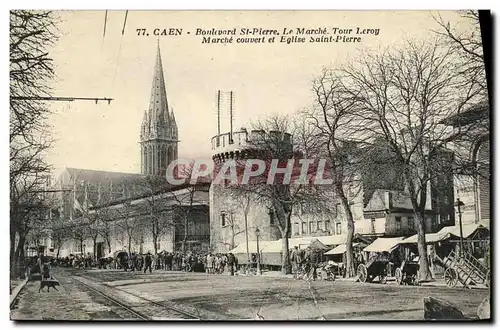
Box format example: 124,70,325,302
72,273,200,320
70,275,151,320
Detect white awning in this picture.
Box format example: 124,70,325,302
324,243,360,255
229,240,271,254
363,237,405,253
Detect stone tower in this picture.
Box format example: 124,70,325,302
140,43,178,176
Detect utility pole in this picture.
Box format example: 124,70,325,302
217,90,221,147
229,91,234,144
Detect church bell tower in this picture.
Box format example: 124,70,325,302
140,42,179,176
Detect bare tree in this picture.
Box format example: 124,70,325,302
10,10,58,279
218,188,253,254
342,39,481,281
227,115,330,274
114,201,142,254
433,10,487,97
50,215,71,259
305,68,365,277
135,175,175,255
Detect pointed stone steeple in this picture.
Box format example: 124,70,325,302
140,110,149,140
140,42,179,176
170,107,177,137
147,41,170,137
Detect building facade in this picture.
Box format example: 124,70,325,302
50,44,211,257
442,101,490,226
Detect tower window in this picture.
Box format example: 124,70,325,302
221,212,226,227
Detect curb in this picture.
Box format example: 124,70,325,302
10,278,29,309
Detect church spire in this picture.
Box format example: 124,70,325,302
147,42,170,136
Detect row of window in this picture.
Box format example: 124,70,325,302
292,221,342,236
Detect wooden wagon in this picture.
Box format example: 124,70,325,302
395,258,419,285
357,237,405,284
442,250,490,288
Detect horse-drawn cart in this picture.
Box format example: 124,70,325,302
357,253,391,283
395,258,419,285
442,250,490,288
357,237,405,284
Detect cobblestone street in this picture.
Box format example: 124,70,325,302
11,267,490,320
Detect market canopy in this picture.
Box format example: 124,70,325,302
324,243,360,255
401,224,489,244
363,237,405,253
261,237,319,253
229,240,270,254
308,238,328,251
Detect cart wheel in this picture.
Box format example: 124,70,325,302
379,275,387,284
444,268,458,288
395,268,403,285
485,270,490,288
357,264,367,283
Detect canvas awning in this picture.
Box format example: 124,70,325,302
316,235,347,246
324,243,360,255
363,237,405,253
229,240,270,254
401,224,489,244
308,238,329,250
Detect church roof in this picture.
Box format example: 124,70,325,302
61,167,143,187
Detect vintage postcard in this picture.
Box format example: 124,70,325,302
9,10,491,321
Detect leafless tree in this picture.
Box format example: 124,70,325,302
433,10,487,97
226,115,330,274
10,10,58,278
50,215,71,259
342,39,482,281
218,188,253,254
135,175,176,255
114,201,142,254
304,68,365,277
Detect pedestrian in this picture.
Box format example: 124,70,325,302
227,253,235,276
144,252,153,274
291,246,302,279
309,248,320,281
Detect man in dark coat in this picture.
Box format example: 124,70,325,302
309,248,320,281
144,252,153,274
227,253,236,276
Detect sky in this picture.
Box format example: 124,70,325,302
46,10,470,175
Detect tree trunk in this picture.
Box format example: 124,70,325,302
14,234,26,279
10,230,16,279
244,213,250,262
153,231,158,255
231,225,235,250
281,212,292,274
336,181,356,278
56,246,61,259
128,236,132,254
93,237,97,260
18,238,26,279
416,211,432,282
182,215,189,254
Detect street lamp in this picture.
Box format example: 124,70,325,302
255,227,261,275
455,198,465,257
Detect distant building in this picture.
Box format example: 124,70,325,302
441,101,490,226
50,44,210,257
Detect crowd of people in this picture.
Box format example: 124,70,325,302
35,250,242,276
